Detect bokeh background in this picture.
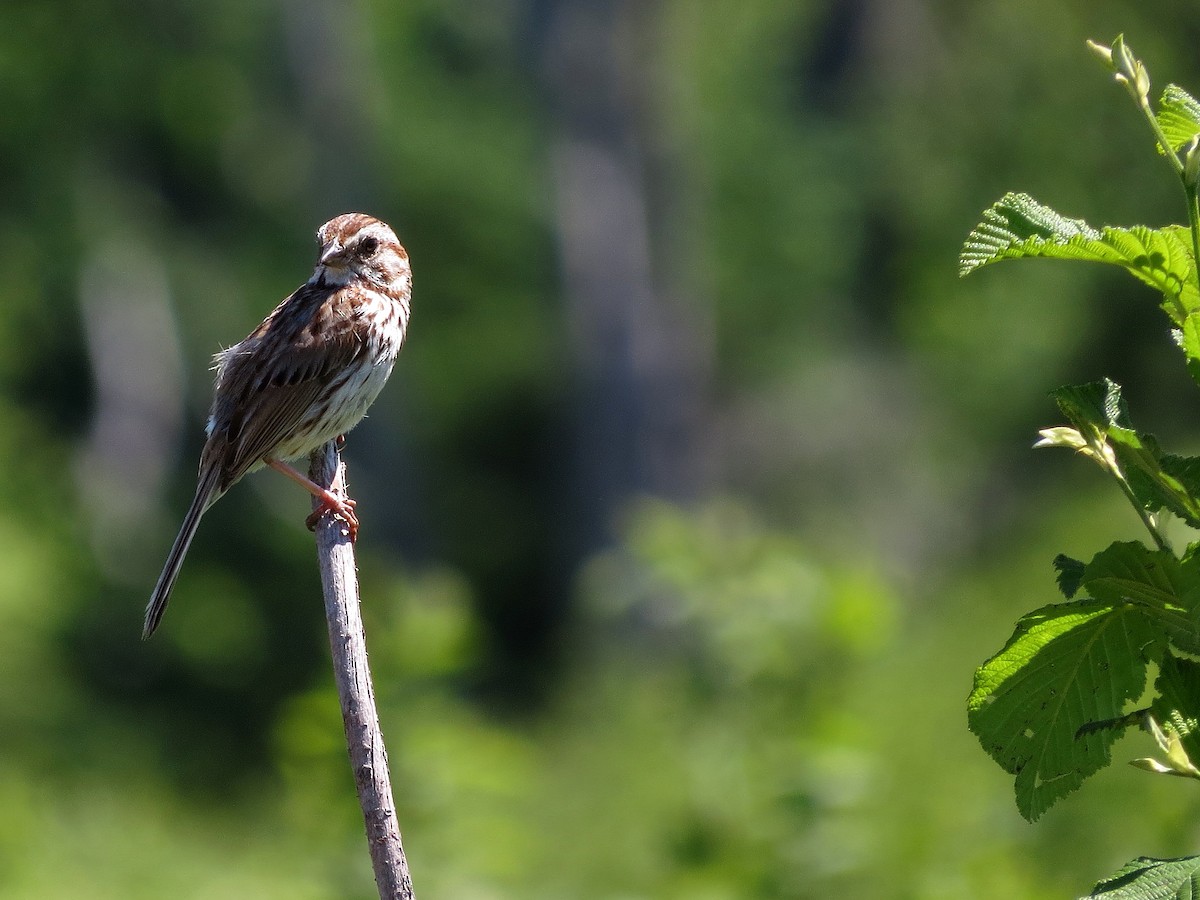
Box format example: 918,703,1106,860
4,1,1200,897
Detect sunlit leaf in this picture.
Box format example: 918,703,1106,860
959,193,1197,322
1086,855,1200,898
1178,313,1200,385
1156,84,1200,153
967,596,1165,821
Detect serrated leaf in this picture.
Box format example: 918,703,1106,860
1086,855,1200,899
1050,380,1200,528
1084,542,1186,607
959,192,1100,274
1052,379,1132,435
959,193,1197,323
1181,543,1200,655
1178,313,1200,385
1081,542,1200,650
1055,554,1086,599
1112,438,1200,528
1157,84,1200,153
968,597,1166,820
1156,455,1200,524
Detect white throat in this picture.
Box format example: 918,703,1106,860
311,264,354,287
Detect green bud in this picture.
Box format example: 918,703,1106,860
1109,34,1151,104
1185,136,1200,188
1111,35,1136,79
1033,427,1087,450
1085,39,1114,70
1131,717,1200,779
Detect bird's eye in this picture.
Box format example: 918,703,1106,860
357,236,379,257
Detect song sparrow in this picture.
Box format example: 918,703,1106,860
143,213,412,639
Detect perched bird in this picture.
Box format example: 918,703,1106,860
143,213,412,639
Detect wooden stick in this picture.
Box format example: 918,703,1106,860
309,441,414,900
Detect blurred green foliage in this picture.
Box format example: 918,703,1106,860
4,1,1200,897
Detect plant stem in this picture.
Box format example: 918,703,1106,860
1142,103,1184,176
1185,182,1200,303
1115,473,1171,552
309,442,414,900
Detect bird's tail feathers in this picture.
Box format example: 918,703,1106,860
143,467,222,640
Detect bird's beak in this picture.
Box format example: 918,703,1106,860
320,243,348,267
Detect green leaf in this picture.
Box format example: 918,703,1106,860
959,192,1100,274
1050,380,1200,528
1177,313,1200,385
1054,554,1086,599
1083,541,1185,608
1080,542,1200,650
1086,855,1200,898
1052,379,1130,438
1156,84,1200,153
1154,456,1200,523
959,192,1197,323
967,596,1165,821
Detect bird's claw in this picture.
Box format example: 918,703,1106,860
306,494,359,542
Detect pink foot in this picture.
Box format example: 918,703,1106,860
305,492,359,542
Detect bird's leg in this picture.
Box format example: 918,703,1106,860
264,456,359,541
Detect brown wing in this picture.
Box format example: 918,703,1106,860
204,282,368,491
